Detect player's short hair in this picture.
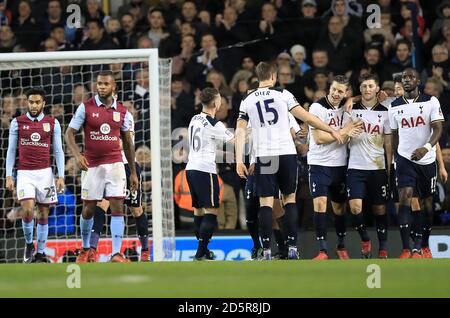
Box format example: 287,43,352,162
332,75,350,87
97,70,114,78
359,73,379,85
255,62,277,81
25,87,46,99
200,87,219,108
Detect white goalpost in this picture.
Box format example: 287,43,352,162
0,49,175,262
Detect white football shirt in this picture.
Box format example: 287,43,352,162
238,87,298,157
346,102,391,170
388,94,444,165
307,96,348,167
186,112,234,174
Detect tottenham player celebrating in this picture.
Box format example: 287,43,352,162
388,68,444,259
6,88,65,263
308,76,363,260
236,62,344,260
65,71,138,263
186,87,234,261
345,74,392,259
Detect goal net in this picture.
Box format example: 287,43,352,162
0,49,175,262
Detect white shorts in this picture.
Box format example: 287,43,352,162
16,168,57,205
81,162,127,201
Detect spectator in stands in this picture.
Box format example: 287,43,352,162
315,15,361,76
422,44,450,92
118,13,138,49
172,33,196,78
85,0,105,23
277,64,304,102
351,46,384,87
276,52,291,68
179,0,209,35
171,74,195,129
302,48,330,88
382,39,412,83
198,10,211,28
41,0,65,40
251,2,291,62
0,25,16,52
137,34,153,49
72,84,90,106
213,6,250,75
322,0,363,38
230,0,256,26
431,0,450,40
42,37,58,51
291,0,320,57
185,32,227,90
229,56,254,94
80,19,118,50
146,8,170,49
206,69,232,99
15,93,27,115
50,25,73,51
11,0,40,51
0,95,17,129
105,17,122,47
364,10,396,56
291,44,311,77
0,1,12,26
117,0,149,22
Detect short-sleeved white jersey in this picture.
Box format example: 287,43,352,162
346,102,391,170
186,112,234,173
238,87,298,157
307,97,348,167
388,94,444,165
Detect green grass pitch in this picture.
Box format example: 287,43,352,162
1,259,449,298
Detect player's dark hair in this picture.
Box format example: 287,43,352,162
402,67,420,79
98,70,114,78
359,73,379,85
25,87,46,99
255,62,277,81
332,75,350,87
200,87,219,108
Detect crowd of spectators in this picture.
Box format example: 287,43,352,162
1,0,450,234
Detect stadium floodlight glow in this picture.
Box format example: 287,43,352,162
0,49,175,262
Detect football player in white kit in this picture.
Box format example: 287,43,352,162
186,87,234,261
235,62,346,260
345,74,392,259
388,68,444,259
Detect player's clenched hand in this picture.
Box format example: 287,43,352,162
56,178,65,193
76,154,89,171
411,147,428,161
236,163,248,179
6,176,14,192
130,172,139,192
